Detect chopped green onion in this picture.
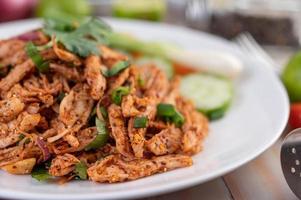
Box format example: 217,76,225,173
25,42,49,73
18,133,25,140
85,118,109,151
156,103,185,127
102,60,130,77
171,110,185,127
99,106,108,120
74,161,88,180
133,116,148,128
31,165,52,181
157,104,177,117
90,107,97,117
24,138,31,144
101,68,109,77
88,107,97,122
108,60,130,77
137,75,145,87
111,86,130,105
56,92,65,102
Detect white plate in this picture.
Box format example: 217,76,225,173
0,18,289,200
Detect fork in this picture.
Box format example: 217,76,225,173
185,0,210,30
234,32,282,74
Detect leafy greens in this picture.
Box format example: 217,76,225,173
43,18,112,57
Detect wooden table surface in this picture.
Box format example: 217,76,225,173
143,47,299,200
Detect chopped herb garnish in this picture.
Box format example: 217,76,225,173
101,68,109,77
25,42,49,73
43,18,112,57
90,107,97,117
157,104,177,117
75,161,88,180
156,103,185,127
24,138,31,144
99,106,108,120
133,116,148,128
18,133,25,140
171,110,185,127
56,92,65,102
108,60,130,77
137,75,145,87
85,118,109,151
31,165,52,181
111,86,130,105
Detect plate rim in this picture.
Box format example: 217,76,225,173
0,17,290,200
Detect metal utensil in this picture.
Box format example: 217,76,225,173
185,0,210,30
234,32,282,74
281,128,301,199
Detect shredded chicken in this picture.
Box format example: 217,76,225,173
146,126,182,156
0,59,34,94
49,63,81,81
49,153,80,176
87,154,192,183
53,39,81,66
84,55,106,100
108,104,133,158
0,29,209,183
0,97,25,122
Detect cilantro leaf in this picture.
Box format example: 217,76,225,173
43,18,112,57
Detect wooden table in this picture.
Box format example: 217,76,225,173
144,47,299,200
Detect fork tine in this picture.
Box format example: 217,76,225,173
238,33,260,56
235,34,258,58
244,33,277,66
234,33,281,74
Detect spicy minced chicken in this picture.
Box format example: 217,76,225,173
0,18,208,183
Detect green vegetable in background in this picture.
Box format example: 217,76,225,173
282,52,301,102
108,32,169,58
36,0,91,19
112,0,166,21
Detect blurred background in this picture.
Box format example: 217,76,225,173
1,0,301,47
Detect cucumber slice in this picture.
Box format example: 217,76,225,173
135,56,174,79
180,73,233,120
